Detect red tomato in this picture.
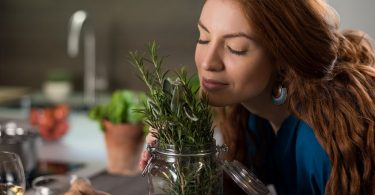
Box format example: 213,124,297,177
35,106,70,141
39,126,53,140
39,109,55,130
53,105,69,121
54,121,69,137
29,108,40,126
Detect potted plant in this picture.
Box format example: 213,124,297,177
43,69,72,104
89,90,146,175
130,42,223,194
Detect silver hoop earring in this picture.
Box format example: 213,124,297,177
272,86,287,105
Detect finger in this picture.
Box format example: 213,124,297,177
70,179,95,194
139,150,150,170
145,133,157,145
139,159,147,170
149,127,157,133
63,191,80,195
95,190,110,195
142,150,150,159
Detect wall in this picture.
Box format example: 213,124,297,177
328,0,375,38
0,0,374,92
0,0,203,91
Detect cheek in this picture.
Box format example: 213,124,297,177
194,46,200,68
239,70,271,97
228,57,273,98
195,46,204,75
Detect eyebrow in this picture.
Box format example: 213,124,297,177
198,20,254,41
223,32,254,40
198,20,210,33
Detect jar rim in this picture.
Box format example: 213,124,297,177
155,141,217,156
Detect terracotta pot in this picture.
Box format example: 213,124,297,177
103,120,144,175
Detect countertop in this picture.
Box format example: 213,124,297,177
0,107,223,195
0,107,149,195
0,107,107,176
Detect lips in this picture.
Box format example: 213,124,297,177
201,77,229,91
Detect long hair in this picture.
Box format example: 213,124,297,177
218,0,375,194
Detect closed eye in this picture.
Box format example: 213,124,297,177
227,46,248,56
197,39,209,44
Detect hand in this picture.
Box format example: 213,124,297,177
64,178,109,195
139,128,157,171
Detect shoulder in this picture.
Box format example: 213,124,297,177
294,119,331,194
295,121,330,164
295,120,331,171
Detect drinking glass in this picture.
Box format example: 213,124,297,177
0,151,26,195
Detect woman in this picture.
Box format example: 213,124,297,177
140,0,375,194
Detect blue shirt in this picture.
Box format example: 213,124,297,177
246,114,331,195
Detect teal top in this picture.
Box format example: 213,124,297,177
246,114,331,195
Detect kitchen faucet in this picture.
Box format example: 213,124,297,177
67,10,96,107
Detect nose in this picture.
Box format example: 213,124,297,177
200,42,224,72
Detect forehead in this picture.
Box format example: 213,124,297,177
200,0,253,35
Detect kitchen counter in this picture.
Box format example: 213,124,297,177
39,110,107,178
0,108,105,162
0,107,107,177
0,107,149,195
0,107,227,194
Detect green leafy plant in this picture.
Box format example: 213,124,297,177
130,42,220,195
130,41,214,151
89,90,146,132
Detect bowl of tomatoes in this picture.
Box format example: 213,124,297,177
29,104,70,141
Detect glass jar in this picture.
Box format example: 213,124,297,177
143,143,224,195
142,143,270,195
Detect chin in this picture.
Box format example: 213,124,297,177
206,93,234,107
208,101,227,107
199,89,238,107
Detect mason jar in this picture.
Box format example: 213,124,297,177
143,142,224,195
142,143,270,195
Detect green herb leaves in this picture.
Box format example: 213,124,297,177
130,42,214,151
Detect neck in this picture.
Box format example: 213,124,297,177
241,89,290,134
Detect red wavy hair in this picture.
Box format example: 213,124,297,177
216,0,375,194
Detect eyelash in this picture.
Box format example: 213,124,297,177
197,39,248,56
227,46,248,56
197,39,209,44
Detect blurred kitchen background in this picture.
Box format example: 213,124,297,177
0,0,203,109
0,0,374,107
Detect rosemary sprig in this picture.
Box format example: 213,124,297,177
130,42,220,195
130,41,214,151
